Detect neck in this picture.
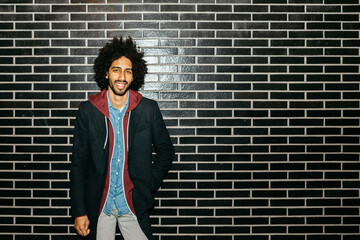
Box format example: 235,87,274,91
108,89,128,109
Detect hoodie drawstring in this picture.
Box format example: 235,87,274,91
127,111,131,152
103,116,108,149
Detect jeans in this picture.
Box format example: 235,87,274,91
96,206,148,240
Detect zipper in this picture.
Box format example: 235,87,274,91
103,116,108,149
127,111,131,152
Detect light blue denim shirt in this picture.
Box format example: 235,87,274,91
102,92,130,216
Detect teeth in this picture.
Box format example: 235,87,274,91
115,82,126,89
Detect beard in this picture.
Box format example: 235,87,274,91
109,80,132,96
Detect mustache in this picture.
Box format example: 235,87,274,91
114,80,128,84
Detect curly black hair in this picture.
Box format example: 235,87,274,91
94,36,147,91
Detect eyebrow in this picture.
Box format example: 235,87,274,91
111,66,132,70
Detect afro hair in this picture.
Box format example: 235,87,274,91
93,36,147,91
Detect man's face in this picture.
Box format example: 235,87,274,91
106,56,133,96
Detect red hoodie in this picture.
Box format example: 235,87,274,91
88,89,143,216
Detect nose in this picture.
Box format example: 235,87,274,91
119,71,126,80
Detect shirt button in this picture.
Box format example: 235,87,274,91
117,131,120,134
117,117,120,120
113,197,115,200
114,185,117,187
117,159,120,162
118,145,120,147
116,172,119,175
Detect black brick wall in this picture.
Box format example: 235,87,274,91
1,0,360,239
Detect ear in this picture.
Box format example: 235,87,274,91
105,72,108,79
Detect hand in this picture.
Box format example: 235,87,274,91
74,215,90,236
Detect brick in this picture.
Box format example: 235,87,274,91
254,0,286,3
0,14,32,21
123,4,159,12
273,5,305,13
289,226,323,233
290,48,324,56
179,226,213,234
35,14,68,21
326,48,359,55
234,22,269,29
198,217,232,225
52,5,86,12
327,31,358,38
34,48,68,55
343,236,360,240
217,14,250,21
52,22,86,29
326,207,359,215
307,5,340,12
308,22,341,29
234,5,268,12
72,0,105,2
325,14,358,22
252,208,287,216
272,22,304,30
344,23,360,29
107,13,141,21
0,5,14,12
198,22,232,29
253,14,287,21
343,4,360,11
256,49,289,58
0,65,32,73
325,226,359,234
180,30,215,38
15,22,49,30
16,57,49,64
161,22,195,29
71,14,106,21
0,226,31,233
0,48,32,55
144,13,178,21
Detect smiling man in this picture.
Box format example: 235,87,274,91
70,37,175,240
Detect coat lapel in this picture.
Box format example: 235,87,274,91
128,102,143,151
94,109,107,148
93,108,108,170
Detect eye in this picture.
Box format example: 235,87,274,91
125,70,132,74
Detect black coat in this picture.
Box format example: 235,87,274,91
70,90,175,239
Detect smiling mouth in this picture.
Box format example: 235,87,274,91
115,81,127,90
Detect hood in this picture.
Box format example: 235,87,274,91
88,89,143,117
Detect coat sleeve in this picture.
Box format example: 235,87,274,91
70,102,90,218
150,102,175,193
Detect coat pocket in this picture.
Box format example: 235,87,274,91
133,187,155,216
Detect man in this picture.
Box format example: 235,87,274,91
70,36,175,240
